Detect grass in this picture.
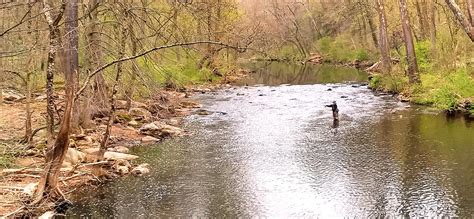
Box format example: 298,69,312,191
369,67,474,113
0,141,22,169
412,69,474,110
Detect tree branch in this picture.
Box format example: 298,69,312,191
74,41,247,100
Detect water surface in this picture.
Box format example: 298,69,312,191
67,63,474,218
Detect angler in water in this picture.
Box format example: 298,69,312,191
325,101,339,121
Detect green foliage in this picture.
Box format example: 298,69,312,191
369,67,409,94
141,55,221,90
355,49,369,61
315,36,373,62
369,74,381,89
412,68,474,110
414,41,433,72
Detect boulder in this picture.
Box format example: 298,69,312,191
82,148,139,161
306,54,323,64
180,101,202,108
39,211,55,219
141,136,160,144
22,182,38,197
108,146,129,153
63,148,86,167
115,100,128,110
129,107,152,121
112,160,131,175
128,120,139,127
2,90,25,102
139,122,183,138
131,163,150,176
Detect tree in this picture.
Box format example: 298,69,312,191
43,0,66,145
33,0,77,204
375,0,391,72
445,0,474,42
399,0,420,83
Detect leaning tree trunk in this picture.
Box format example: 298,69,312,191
445,0,474,42
32,0,77,205
376,0,391,73
399,0,420,84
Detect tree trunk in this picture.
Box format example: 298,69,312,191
42,0,65,146
99,10,127,158
468,0,474,25
33,0,77,204
399,0,420,83
414,0,429,40
429,0,437,50
445,0,474,41
364,0,379,48
24,74,32,144
376,0,391,72
125,34,138,111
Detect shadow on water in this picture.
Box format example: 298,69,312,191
66,64,473,218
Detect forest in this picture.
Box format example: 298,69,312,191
0,0,473,217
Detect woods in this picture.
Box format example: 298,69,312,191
0,0,473,216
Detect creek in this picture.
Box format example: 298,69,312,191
67,63,474,218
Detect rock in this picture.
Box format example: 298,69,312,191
39,211,55,219
112,160,131,175
180,101,202,108
306,53,323,64
22,183,38,197
108,146,129,153
141,136,160,144
64,148,86,166
167,118,180,126
131,163,150,176
195,109,210,116
327,88,332,91
2,90,25,102
140,122,160,131
132,101,148,109
105,151,138,161
129,107,152,121
237,93,245,96
140,122,183,138
340,95,349,98
115,100,128,109
160,124,184,137
128,120,139,127
82,148,139,161
35,94,47,101
258,94,266,96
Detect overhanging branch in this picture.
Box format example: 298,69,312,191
74,41,247,101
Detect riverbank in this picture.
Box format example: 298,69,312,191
367,66,474,119
0,69,251,217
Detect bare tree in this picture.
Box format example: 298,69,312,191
33,0,77,204
399,0,420,83
376,0,391,72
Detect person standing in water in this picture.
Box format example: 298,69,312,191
325,101,339,121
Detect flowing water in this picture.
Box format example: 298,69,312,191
67,63,474,218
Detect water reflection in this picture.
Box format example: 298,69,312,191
67,65,474,218
237,62,367,85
